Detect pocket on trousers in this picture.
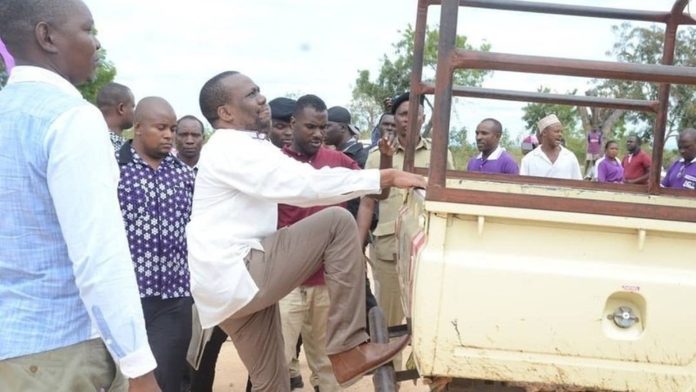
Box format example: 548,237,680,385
373,235,396,261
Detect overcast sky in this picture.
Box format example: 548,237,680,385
86,0,687,141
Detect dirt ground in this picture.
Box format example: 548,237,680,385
212,341,430,391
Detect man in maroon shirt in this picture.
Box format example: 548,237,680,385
277,94,358,392
622,134,652,185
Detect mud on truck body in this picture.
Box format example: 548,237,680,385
370,1,696,391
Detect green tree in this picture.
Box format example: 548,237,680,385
77,48,117,103
597,22,696,142
0,58,7,88
351,24,491,132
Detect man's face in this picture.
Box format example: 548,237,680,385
475,121,500,155
678,132,696,162
135,104,177,160
394,101,424,140
220,74,271,131
175,119,204,161
324,122,346,147
291,106,328,156
626,136,639,154
541,123,563,148
51,0,101,85
379,114,396,139
121,93,136,130
269,119,293,148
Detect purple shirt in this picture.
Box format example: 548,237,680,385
467,147,519,175
662,158,696,190
587,130,602,154
596,156,624,183
117,143,195,299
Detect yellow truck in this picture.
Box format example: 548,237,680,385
378,1,696,391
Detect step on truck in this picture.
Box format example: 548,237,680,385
373,1,696,391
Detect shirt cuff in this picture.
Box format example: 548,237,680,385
117,344,157,379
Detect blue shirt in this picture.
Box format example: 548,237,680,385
117,143,195,299
0,67,155,378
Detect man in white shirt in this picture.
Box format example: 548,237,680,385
188,71,426,391
520,114,583,180
0,1,158,391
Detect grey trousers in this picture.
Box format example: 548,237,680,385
219,207,368,392
0,338,127,392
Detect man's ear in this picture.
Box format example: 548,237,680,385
117,103,126,116
34,22,59,54
217,104,234,124
290,115,296,130
133,122,142,136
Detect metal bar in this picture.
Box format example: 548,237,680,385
427,0,678,24
451,50,696,85
369,307,397,391
429,0,459,189
425,187,696,223
413,167,654,195
403,0,430,173
649,1,689,193
395,369,421,382
420,83,659,113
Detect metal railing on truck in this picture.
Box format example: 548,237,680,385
403,0,696,222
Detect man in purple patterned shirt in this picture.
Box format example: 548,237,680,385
467,118,519,175
117,96,195,392
662,128,696,190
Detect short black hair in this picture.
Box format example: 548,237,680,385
627,134,642,145
480,118,503,135
605,140,618,150
177,115,205,134
199,71,239,126
0,0,72,54
294,94,327,117
96,82,132,110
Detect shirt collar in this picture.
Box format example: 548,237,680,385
7,66,82,98
396,137,430,152
282,144,316,161
118,140,177,168
679,156,696,164
476,145,504,160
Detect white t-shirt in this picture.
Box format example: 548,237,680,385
520,146,582,180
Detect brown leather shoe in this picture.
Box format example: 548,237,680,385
329,335,410,386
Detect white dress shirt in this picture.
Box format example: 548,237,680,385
2,66,155,378
520,145,583,180
188,129,381,328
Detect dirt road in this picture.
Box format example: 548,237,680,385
212,341,430,391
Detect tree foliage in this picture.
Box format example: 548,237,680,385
522,21,696,156
0,58,7,88
350,24,491,131
77,48,117,103
597,22,696,142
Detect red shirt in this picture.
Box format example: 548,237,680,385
278,146,360,286
621,150,652,184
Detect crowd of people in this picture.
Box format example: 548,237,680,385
1,1,694,392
